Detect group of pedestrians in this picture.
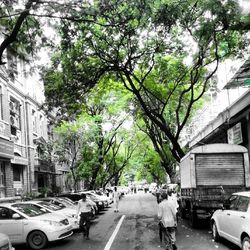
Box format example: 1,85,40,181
157,189,179,250
75,185,178,250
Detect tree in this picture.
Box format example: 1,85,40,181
131,133,167,185
1,0,250,66
0,0,99,65
100,128,138,187
43,0,249,163
136,115,178,183
54,120,85,191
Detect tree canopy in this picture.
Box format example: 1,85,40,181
43,0,250,162
1,0,250,184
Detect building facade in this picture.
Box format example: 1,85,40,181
185,58,250,160
0,55,60,198
188,89,250,156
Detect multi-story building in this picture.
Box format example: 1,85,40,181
0,49,58,198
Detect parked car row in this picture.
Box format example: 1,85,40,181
0,189,118,249
0,202,73,250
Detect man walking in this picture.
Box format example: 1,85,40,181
158,192,177,250
76,193,93,239
113,186,120,212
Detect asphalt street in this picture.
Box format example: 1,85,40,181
15,192,241,250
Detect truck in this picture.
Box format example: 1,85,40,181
180,143,250,227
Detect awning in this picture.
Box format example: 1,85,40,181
35,169,58,175
224,58,250,89
11,156,28,165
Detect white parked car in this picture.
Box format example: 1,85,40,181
211,191,250,250
0,233,14,250
17,200,79,230
0,203,73,249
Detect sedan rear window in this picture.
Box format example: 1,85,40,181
12,204,49,217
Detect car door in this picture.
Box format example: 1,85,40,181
0,206,24,243
224,195,250,246
217,195,239,239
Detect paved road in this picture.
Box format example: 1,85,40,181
15,192,241,250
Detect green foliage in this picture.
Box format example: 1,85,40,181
2,0,249,183
41,0,250,165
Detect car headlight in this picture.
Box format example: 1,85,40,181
43,220,64,227
98,201,102,205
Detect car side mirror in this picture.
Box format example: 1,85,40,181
12,213,21,219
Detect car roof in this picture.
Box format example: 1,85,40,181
39,197,56,200
0,203,16,208
233,191,250,197
18,200,40,204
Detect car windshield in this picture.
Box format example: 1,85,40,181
57,198,75,207
38,202,62,211
12,203,50,217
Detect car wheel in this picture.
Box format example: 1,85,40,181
212,221,220,242
27,230,48,250
242,236,250,250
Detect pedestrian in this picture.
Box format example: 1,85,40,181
167,189,179,222
76,193,93,239
113,186,120,212
158,192,177,250
156,185,161,204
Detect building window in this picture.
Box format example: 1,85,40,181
37,144,44,159
47,123,54,140
32,110,37,133
7,48,18,80
39,115,43,136
0,163,5,187
9,97,21,135
13,167,22,182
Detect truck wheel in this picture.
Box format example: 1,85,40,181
242,236,250,250
211,221,220,242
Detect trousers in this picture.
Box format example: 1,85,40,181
159,222,177,250
79,212,91,237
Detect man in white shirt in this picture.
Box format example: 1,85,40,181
76,193,93,239
158,192,177,250
113,186,120,212
167,189,179,222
